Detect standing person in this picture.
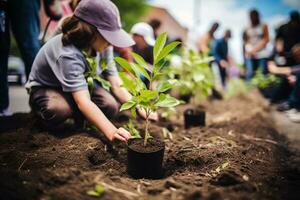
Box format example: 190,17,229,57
212,29,232,87
197,22,219,55
26,0,157,142
0,0,61,116
276,11,300,63
0,0,41,116
244,9,270,80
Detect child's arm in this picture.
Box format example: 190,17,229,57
268,61,292,75
72,89,131,142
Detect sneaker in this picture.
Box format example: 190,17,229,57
287,109,300,123
0,108,13,117
277,101,293,112
285,108,298,116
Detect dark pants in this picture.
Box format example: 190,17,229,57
288,73,300,109
29,87,119,129
269,75,293,103
245,58,268,81
217,62,227,86
0,0,40,111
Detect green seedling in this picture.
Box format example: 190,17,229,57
124,120,141,138
251,69,280,89
87,184,105,197
168,49,214,105
83,51,111,91
115,32,181,146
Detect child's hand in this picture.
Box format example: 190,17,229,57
109,127,131,142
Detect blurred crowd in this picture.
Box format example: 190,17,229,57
0,0,300,124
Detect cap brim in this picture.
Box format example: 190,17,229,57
98,28,135,48
145,36,155,46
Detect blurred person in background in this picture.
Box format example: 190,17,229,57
268,43,300,121
0,0,62,116
197,22,219,55
148,19,161,39
266,39,295,103
212,29,232,87
244,9,270,80
131,22,155,65
276,10,300,60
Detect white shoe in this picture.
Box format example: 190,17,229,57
0,108,13,117
287,110,300,123
285,108,298,117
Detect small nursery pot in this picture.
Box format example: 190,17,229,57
127,138,165,179
184,108,206,129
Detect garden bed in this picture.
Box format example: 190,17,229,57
0,91,299,200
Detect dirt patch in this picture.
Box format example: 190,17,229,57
0,91,299,200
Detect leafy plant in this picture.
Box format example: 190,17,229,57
115,33,181,146
168,49,214,104
251,70,280,89
83,52,111,91
87,184,105,197
224,78,250,99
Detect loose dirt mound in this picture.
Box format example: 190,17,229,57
0,91,299,200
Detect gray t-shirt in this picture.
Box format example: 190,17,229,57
26,34,117,92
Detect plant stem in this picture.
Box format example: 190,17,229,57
144,108,151,146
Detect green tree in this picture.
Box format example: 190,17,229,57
112,0,149,31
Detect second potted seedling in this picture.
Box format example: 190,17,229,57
170,50,214,129
115,33,181,179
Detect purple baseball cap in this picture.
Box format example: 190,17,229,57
74,0,135,48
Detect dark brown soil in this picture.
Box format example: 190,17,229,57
128,138,164,153
0,91,299,200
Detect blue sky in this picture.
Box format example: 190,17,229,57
150,0,300,62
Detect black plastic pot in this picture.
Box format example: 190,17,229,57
184,108,206,129
127,138,165,179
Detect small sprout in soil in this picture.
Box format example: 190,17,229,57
124,120,141,139
87,183,105,197
207,160,230,177
115,32,181,146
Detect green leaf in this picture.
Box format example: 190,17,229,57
132,63,150,81
155,41,181,64
119,72,137,95
153,72,165,81
139,90,158,102
87,190,100,197
87,77,94,88
114,57,135,75
154,94,180,108
130,52,151,81
125,120,141,138
131,107,137,118
153,33,167,61
120,101,136,111
156,79,178,93
94,76,111,91
95,184,105,194
192,73,205,82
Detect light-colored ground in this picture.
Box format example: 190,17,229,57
8,85,30,113
271,108,300,151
